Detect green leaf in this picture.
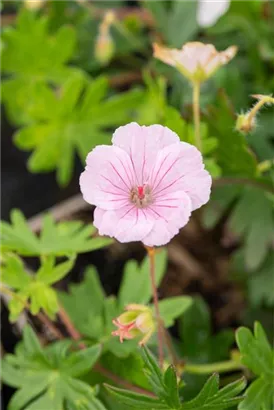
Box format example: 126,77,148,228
1,253,31,289
2,328,104,410
1,254,74,321
36,255,75,285
229,187,274,270
104,385,168,409
13,74,144,186
179,297,234,363
163,366,181,409
22,326,45,357
236,322,274,410
158,296,192,327
1,8,79,126
118,249,167,307
61,344,101,377
141,346,165,397
166,1,198,47
238,377,273,410
206,91,257,178
183,374,246,410
142,1,167,38
58,267,106,340
1,210,112,256
144,1,199,47
248,252,274,307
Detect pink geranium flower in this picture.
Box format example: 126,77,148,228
80,123,211,246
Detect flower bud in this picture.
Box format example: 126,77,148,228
94,33,115,66
24,0,44,10
236,94,274,134
235,113,255,134
112,304,155,345
94,11,115,66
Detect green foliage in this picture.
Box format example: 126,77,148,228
118,248,167,307
143,1,199,47
248,252,274,307
236,322,274,410
13,73,144,185
206,92,258,178
229,187,274,271
59,250,186,358
182,374,246,410
59,251,191,357
1,253,75,321
178,297,234,399
2,326,105,410
179,297,234,364
1,8,78,125
106,347,246,409
1,209,112,257
158,296,192,328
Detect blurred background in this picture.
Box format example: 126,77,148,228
1,0,274,408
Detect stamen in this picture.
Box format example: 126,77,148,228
130,185,153,208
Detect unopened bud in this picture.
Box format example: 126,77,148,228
235,113,256,134
112,304,155,345
236,94,274,134
94,33,115,66
24,0,45,10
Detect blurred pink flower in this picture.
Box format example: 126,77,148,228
153,42,237,83
80,123,211,246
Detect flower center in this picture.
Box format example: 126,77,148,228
130,185,153,208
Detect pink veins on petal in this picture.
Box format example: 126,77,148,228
80,122,212,246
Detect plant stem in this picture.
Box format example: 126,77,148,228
184,360,243,375
146,246,164,368
192,81,202,151
247,94,274,128
163,328,179,366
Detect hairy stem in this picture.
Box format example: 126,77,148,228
146,247,164,368
247,94,274,128
193,81,202,151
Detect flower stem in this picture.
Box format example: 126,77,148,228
192,81,202,151
184,360,243,375
247,95,274,129
146,246,164,368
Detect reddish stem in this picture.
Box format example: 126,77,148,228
146,247,164,368
37,312,64,340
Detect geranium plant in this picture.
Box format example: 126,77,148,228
1,2,274,410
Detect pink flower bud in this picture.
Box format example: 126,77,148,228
112,304,155,345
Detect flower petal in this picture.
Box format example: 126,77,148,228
149,142,211,211
80,145,134,210
112,123,180,186
93,206,154,243
142,191,192,246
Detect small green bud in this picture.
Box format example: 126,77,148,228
235,113,255,134
94,33,115,66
